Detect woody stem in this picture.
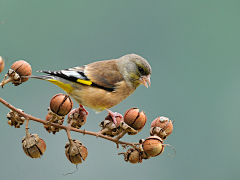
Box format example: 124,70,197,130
0,96,139,147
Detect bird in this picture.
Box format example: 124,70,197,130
27,54,151,123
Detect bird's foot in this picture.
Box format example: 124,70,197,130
105,109,123,125
79,104,89,115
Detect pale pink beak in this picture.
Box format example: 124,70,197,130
139,75,151,88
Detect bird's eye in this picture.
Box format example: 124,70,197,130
138,67,144,73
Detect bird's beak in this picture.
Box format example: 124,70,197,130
139,75,151,88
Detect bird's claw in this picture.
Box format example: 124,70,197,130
79,104,89,115
105,109,123,124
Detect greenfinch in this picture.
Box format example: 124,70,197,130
28,54,151,114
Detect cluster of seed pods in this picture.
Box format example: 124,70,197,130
118,116,174,164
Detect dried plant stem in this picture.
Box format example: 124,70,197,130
66,129,72,141
114,130,127,141
0,76,13,88
25,120,30,138
0,97,139,147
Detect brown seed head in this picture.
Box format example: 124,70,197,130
44,113,64,134
65,139,88,164
67,107,87,128
151,116,173,136
7,109,26,128
11,60,32,82
126,148,141,164
142,136,164,157
50,94,73,116
99,119,120,137
22,133,46,158
124,108,147,131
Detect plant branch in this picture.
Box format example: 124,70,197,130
0,97,139,147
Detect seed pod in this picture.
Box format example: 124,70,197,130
22,133,46,158
0,56,5,73
142,136,164,157
44,113,64,134
50,94,73,116
151,116,173,137
119,121,138,135
67,107,87,129
124,108,147,131
150,127,168,140
99,120,120,137
125,148,141,164
7,109,26,128
65,139,88,164
11,60,32,82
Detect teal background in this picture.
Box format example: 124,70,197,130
0,1,240,180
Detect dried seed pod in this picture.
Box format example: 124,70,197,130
67,106,87,129
50,94,73,116
44,113,64,134
120,121,138,135
6,69,21,86
151,116,173,137
65,139,88,164
124,108,147,131
22,133,46,158
0,60,31,87
150,127,168,140
0,56,5,73
123,148,141,164
11,60,32,82
7,109,26,128
142,136,164,157
99,120,120,137
140,150,150,160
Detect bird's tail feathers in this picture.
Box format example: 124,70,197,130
21,75,55,81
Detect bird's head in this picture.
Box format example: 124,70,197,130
119,54,152,88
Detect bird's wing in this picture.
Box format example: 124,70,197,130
84,60,124,91
40,60,124,92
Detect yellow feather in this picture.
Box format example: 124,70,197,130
48,79,73,93
77,79,92,86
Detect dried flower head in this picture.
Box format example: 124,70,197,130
123,148,141,164
67,106,87,129
7,109,26,128
151,116,173,139
22,133,46,158
44,113,64,134
65,139,88,164
99,119,120,137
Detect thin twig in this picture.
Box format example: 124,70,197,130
0,97,139,147
164,144,176,157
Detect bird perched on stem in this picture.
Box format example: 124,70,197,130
27,54,151,123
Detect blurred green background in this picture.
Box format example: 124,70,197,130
1,1,240,180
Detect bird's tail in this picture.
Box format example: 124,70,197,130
22,70,57,81
22,72,74,93
22,74,55,81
